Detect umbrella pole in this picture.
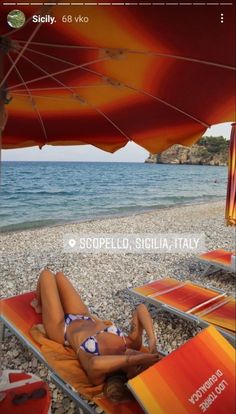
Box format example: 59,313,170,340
0,47,4,184
0,36,10,184
225,123,236,226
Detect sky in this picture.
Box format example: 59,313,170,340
2,122,232,162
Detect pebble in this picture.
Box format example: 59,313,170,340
1,201,235,414
12,349,20,357
53,390,58,399
32,358,38,368
54,408,65,414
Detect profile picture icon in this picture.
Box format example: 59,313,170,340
7,10,26,28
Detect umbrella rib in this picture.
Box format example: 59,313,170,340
76,65,210,128
25,46,101,72
2,14,38,38
12,93,80,101
16,41,235,71
126,84,210,128
7,53,48,143
7,56,109,91
17,40,101,51
16,53,108,105
13,51,77,93
0,23,44,89
87,102,131,143
127,49,236,71
3,14,40,38
12,85,107,93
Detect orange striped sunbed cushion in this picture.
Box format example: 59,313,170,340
199,249,235,268
128,326,235,414
133,278,236,334
133,278,181,296
0,292,41,348
196,298,236,333
133,278,223,313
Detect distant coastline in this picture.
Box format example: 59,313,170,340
145,136,229,166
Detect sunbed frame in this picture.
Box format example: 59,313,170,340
0,314,95,414
129,281,236,348
198,250,236,277
200,262,235,277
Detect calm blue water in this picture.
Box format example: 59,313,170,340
0,162,228,232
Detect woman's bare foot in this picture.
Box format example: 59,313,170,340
30,298,42,314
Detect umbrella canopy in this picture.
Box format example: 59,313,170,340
0,3,235,153
225,123,236,226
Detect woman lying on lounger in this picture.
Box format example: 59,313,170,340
31,269,161,401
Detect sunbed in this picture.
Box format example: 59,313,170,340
198,249,236,276
1,293,235,414
128,325,235,414
0,292,144,414
130,278,236,346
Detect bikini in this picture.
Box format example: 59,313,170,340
64,313,127,355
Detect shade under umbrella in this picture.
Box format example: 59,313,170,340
225,123,236,226
0,3,235,153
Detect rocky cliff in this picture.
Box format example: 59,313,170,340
145,137,229,166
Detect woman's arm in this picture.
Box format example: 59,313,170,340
128,304,157,352
87,352,160,385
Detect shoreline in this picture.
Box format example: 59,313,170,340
0,198,226,235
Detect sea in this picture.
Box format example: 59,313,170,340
0,162,228,232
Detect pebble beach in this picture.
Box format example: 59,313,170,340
0,200,235,413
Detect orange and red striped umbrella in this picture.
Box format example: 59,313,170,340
0,3,235,153
225,123,236,226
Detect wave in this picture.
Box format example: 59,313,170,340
0,218,67,233
0,163,228,232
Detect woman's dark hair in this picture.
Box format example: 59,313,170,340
103,372,134,403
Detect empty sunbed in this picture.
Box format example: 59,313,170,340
0,292,144,414
198,249,236,276
130,278,236,346
128,325,235,414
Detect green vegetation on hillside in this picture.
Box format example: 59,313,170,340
145,135,229,165
197,136,229,163
198,136,229,154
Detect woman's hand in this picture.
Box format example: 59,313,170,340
128,304,158,352
128,352,160,367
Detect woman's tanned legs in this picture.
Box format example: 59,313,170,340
55,271,90,316
35,269,65,344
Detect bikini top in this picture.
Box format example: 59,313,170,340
79,324,127,356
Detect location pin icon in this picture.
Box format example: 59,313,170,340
69,239,76,248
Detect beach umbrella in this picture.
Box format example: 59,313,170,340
225,123,236,226
0,3,235,154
